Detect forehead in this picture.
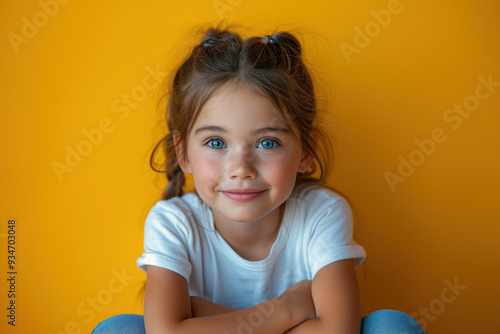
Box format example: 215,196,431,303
193,83,287,130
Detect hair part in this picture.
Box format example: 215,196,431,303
151,21,334,200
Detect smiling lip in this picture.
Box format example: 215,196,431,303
221,189,266,202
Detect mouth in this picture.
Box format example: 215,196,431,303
221,189,266,202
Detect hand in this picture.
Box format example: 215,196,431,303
280,280,316,323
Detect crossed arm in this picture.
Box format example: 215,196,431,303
284,258,361,333
144,258,360,334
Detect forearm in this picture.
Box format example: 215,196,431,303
145,267,315,334
161,295,299,334
190,296,238,317
284,318,360,334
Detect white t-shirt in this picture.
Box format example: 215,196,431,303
137,184,366,309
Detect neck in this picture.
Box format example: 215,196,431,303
212,204,284,261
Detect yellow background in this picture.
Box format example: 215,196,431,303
1,0,499,333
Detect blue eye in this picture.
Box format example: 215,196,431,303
258,139,279,149
207,138,226,149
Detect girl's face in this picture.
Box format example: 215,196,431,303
177,83,313,225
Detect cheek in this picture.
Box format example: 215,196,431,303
258,150,299,183
190,154,223,194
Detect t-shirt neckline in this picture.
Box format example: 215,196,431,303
201,199,291,269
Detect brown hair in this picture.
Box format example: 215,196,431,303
151,22,334,200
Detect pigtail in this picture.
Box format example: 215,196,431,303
149,133,185,200
199,26,242,49
163,132,185,199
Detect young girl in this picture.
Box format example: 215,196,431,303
92,23,426,334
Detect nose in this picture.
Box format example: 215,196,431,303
227,150,257,180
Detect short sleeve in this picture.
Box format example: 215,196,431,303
136,200,192,281
307,196,366,278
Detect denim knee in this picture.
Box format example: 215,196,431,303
91,314,145,334
361,309,427,334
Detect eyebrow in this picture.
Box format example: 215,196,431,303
253,127,290,135
194,125,226,135
194,125,289,136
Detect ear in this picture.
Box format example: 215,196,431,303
298,149,314,173
298,133,317,173
173,132,192,174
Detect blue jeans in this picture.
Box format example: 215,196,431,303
92,310,426,333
